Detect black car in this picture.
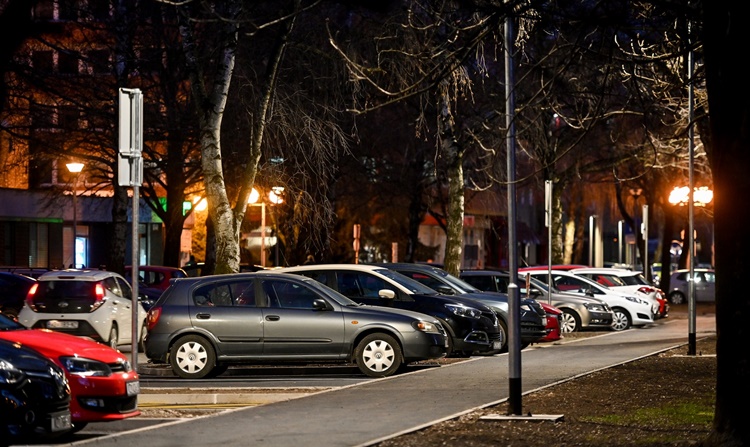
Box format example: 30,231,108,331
373,263,548,351
0,339,72,442
145,272,448,379
0,272,36,321
280,264,505,356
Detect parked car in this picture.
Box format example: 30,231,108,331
145,271,448,379
372,263,548,350
521,269,655,331
18,269,148,350
519,264,590,272
0,271,36,321
0,314,140,432
0,338,72,442
570,268,667,319
459,270,614,333
125,265,188,291
667,268,716,304
278,264,505,356
538,301,562,342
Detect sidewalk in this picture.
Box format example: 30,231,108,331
71,311,714,447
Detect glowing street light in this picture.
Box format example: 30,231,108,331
66,162,84,268
668,186,713,206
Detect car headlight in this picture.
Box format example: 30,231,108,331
60,356,113,377
624,296,648,305
584,302,608,312
0,360,25,385
412,320,442,334
445,303,482,319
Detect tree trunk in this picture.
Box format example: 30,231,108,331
437,84,464,276
702,2,750,445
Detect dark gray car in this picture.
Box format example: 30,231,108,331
144,272,448,379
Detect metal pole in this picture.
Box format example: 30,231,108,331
72,177,77,268
131,184,139,371
618,220,623,265
642,205,649,280
261,202,266,267
687,24,696,355
545,180,552,305
505,15,522,416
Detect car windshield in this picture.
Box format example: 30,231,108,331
0,313,24,330
374,269,439,294
437,270,481,293
617,274,649,286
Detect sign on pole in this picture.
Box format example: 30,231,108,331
118,88,143,187
118,88,143,371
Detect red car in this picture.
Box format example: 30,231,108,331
538,302,562,342
125,265,187,291
0,314,140,432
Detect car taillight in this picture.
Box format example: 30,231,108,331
637,286,655,295
90,282,106,312
146,306,162,331
26,283,39,312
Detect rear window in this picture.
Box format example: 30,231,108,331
34,281,97,300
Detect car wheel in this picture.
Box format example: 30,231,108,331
107,326,118,349
559,310,580,333
610,308,631,331
497,319,509,353
170,335,216,379
354,333,403,378
669,291,685,305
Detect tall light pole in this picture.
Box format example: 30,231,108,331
66,162,84,268
248,187,284,267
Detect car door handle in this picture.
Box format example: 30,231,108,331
196,313,211,319
265,315,280,321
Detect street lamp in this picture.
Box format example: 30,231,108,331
66,162,84,268
248,187,284,267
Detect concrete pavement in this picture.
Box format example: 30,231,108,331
76,312,714,447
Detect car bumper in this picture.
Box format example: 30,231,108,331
401,332,448,361
580,311,613,329
69,374,141,422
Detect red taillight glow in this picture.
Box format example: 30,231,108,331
25,283,39,311
89,282,106,312
146,307,162,331
638,286,655,294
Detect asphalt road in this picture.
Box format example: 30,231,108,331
19,305,715,447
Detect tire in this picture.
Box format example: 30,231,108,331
669,291,685,305
610,308,631,331
107,326,118,349
170,335,216,379
354,333,403,378
560,310,581,333
497,319,509,353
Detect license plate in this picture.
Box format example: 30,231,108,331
47,320,78,329
50,410,72,432
126,380,140,396
492,341,503,350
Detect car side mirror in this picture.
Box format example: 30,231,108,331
312,298,330,310
378,289,396,300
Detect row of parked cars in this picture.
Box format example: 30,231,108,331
0,261,711,441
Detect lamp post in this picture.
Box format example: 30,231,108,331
66,162,84,268
629,188,642,270
248,187,284,267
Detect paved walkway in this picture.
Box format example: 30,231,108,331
71,313,715,447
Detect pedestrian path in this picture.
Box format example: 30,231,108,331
71,314,715,447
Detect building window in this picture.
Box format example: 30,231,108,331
59,0,79,21
86,49,110,75
89,0,111,20
32,51,54,72
58,106,80,130
30,103,54,130
29,223,50,268
33,0,54,21
58,51,79,74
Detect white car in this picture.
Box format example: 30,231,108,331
18,269,148,350
522,269,654,331
569,268,664,319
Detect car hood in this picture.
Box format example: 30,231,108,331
353,304,441,323
0,328,128,363
413,293,496,312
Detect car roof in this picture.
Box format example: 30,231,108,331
37,269,124,281
280,264,388,273
570,268,642,276
460,270,506,275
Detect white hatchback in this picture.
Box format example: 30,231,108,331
18,269,148,350
523,269,654,331
569,268,663,319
